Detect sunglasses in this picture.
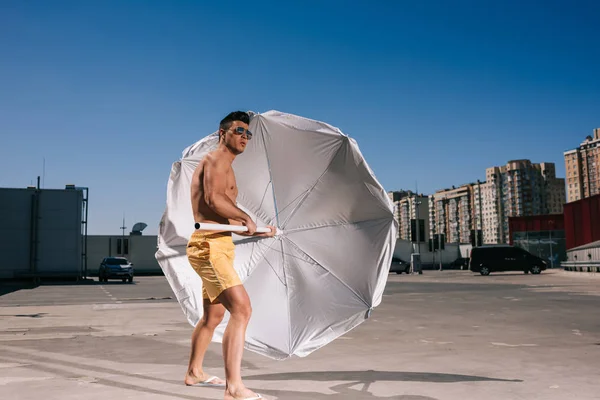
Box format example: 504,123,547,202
233,126,253,139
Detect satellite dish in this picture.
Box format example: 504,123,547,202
130,222,148,236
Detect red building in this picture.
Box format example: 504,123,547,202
508,214,565,243
506,194,600,263
508,214,566,266
563,194,600,250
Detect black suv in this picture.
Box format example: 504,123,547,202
99,257,134,283
469,245,546,276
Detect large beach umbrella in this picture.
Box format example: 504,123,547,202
155,110,397,360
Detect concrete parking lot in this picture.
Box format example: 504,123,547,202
1,270,599,400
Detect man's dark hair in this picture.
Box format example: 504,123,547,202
219,111,250,132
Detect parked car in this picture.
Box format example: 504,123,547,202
99,257,134,283
390,258,411,274
469,245,546,276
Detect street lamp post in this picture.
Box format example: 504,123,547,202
477,179,483,247
415,197,421,254
548,219,555,268
120,216,127,256
439,219,443,271
412,194,422,274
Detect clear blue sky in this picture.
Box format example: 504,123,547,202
1,0,599,235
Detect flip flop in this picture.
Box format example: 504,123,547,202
186,375,226,387
241,395,262,400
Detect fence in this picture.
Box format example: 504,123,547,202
561,261,600,273
512,230,566,268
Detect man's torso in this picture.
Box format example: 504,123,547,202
191,153,238,228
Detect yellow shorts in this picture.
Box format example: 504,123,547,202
186,230,242,304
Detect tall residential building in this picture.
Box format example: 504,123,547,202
564,128,600,202
483,160,566,243
388,190,414,239
476,179,499,244
387,191,429,243
399,194,430,244
429,184,478,244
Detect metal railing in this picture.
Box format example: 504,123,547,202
561,261,600,273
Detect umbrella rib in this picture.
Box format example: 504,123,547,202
247,181,272,222
281,237,292,356
238,182,274,226
280,140,345,229
259,118,281,227
270,186,311,220
244,238,293,288
284,238,371,309
283,216,393,235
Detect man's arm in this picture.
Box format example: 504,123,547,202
230,219,276,237
203,155,256,233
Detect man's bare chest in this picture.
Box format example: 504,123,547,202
225,169,238,199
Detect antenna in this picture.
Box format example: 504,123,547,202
120,215,127,237
119,215,127,256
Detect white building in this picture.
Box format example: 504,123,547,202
86,234,161,276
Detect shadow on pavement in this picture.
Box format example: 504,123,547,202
245,370,521,400
0,278,139,298
0,354,201,400
0,282,39,297
247,369,522,384
257,382,439,400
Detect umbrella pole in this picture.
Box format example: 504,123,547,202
194,222,271,233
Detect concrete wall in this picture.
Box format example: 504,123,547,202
87,235,161,275
36,190,83,275
392,239,466,267
0,189,32,278
0,188,83,279
566,242,600,262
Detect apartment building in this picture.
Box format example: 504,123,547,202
388,190,412,239
388,191,429,243
564,128,600,202
429,184,477,244
483,160,566,243
399,194,430,244
476,178,500,244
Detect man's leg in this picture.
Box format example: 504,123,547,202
217,285,259,400
184,299,226,385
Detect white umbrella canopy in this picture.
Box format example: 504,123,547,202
155,110,398,360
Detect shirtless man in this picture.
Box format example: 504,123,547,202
184,111,275,400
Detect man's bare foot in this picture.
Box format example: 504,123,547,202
184,370,226,386
224,384,262,400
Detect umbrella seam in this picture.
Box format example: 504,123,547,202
283,216,393,234
243,239,286,285
281,237,292,356
280,139,346,229
356,159,396,217
283,238,371,310
238,182,273,225
259,117,281,227
243,238,291,354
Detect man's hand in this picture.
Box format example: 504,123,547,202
254,225,277,238
237,223,276,237
244,218,257,235
264,225,277,237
